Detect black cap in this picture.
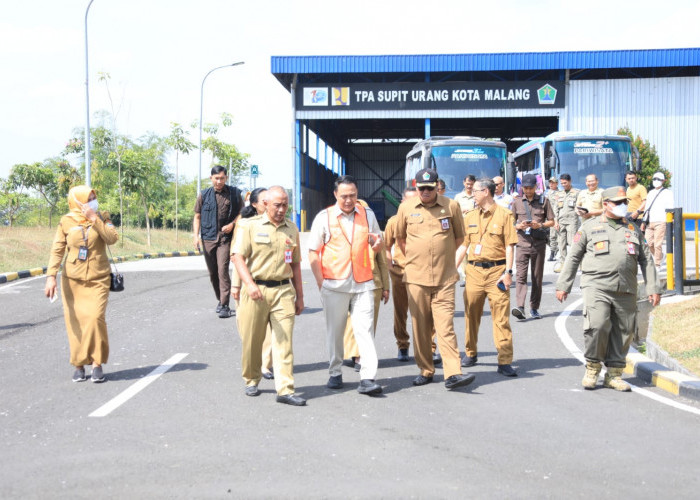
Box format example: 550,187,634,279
522,174,537,188
415,168,438,187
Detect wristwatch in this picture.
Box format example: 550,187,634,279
504,269,513,275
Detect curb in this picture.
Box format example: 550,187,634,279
0,251,202,284
625,349,700,401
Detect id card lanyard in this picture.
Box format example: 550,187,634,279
78,226,91,261
473,210,494,256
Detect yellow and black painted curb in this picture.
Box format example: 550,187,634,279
0,251,202,285
625,349,700,401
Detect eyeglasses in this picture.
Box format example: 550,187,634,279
418,186,435,191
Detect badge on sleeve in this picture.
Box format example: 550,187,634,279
440,218,450,230
573,231,582,243
628,224,635,231
284,249,293,263
627,242,636,255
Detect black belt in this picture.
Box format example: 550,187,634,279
468,260,506,269
254,279,290,287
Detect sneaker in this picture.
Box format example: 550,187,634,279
218,305,235,318
530,309,542,320
327,375,343,389
72,367,86,383
215,302,223,314
357,379,382,396
445,373,476,390
553,262,563,273
90,365,105,383
511,307,526,320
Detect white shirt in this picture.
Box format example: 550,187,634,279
494,192,514,210
645,188,674,223
308,204,381,293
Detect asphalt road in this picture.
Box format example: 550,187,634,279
1,256,699,499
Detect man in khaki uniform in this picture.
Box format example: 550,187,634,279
395,168,475,390
456,178,519,377
553,173,580,273
232,186,306,406
556,186,662,391
575,174,604,222
384,187,418,361
545,177,560,261
454,174,477,215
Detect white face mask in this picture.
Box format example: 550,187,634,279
652,179,663,188
611,203,628,218
86,200,99,212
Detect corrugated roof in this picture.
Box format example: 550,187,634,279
271,48,700,74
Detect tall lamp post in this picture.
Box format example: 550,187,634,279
84,0,96,186
197,61,244,193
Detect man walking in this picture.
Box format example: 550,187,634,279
511,174,555,320
638,171,674,267
624,170,647,228
308,175,384,396
456,178,518,377
546,177,560,261
193,165,243,318
395,168,475,390
556,186,661,391
232,186,306,406
553,174,580,273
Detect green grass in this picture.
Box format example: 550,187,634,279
651,295,700,377
1,226,195,273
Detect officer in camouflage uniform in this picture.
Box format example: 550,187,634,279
545,177,560,261
555,186,662,391
553,174,580,273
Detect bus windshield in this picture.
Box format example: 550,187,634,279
430,145,505,197
555,139,631,189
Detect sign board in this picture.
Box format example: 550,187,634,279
297,81,565,111
250,164,259,177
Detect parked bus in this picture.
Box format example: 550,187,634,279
405,136,510,198
511,132,641,194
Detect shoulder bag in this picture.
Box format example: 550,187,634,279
106,245,124,292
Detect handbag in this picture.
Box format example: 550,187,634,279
523,198,549,241
106,245,124,292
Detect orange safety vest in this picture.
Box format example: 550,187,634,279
320,204,373,283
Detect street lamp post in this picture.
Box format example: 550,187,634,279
84,0,96,186
197,61,244,194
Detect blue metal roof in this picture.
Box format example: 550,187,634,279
272,48,700,74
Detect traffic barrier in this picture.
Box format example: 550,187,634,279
665,208,700,294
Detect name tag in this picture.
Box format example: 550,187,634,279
627,242,636,255
567,200,575,208
78,246,88,261
284,249,293,263
440,218,450,230
474,244,482,256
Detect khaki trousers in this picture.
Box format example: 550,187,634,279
645,221,666,266
557,220,579,264
464,264,514,365
237,284,296,395
582,287,636,368
262,326,273,372
343,289,382,359
549,226,559,253
61,274,111,367
202,236,232,306
406,282,461,378
389,271,410,350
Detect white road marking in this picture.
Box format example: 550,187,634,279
555,298,700,416
0,275,43,291
89,353,189,417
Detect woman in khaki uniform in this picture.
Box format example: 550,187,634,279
44,185,119,383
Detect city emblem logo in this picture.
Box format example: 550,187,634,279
303,87,328,106
422,172,431,180
537,84,557,105
332,87,350,106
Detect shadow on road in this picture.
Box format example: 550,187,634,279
106,362,208,381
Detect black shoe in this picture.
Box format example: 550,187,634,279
497,364,518,377
461,355,477,367
218,305,235,318
90,366,105,383
215,302,223,314
276,394,306,406
412,374,433,386
358,379,382,395
548,251,557,262
327,375,343,389
354,363,361,372
342,358,356,368
245,385,261,396
433,352,442,365
72,367,86,383
512,307,526,320
445,373,476,390
530,309,542,320
397,349,409,362
262,370,274,380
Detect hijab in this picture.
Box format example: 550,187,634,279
66,185,96,226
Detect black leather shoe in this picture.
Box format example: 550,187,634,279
445,373,476,390
354,363,361,372
276,394,306,406
245,385,260,397
342,358,356,368
497,364,518,377
327,375,343,389
511,307,526,320
215,302,223,314
262,370,274,380
433,352,442,365
357,379,382,395
461,355,477,367
412,374,433,386
397,349,409,362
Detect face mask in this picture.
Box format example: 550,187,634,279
87,200,99,212
611,203,628,218
652,179,663,188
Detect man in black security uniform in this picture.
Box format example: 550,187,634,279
193,165,243,318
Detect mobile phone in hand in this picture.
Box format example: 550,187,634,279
497,281,507,292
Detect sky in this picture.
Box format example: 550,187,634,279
2,0,698,191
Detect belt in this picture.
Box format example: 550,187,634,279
468,259,506,269
253,279,290,287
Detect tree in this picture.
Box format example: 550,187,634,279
166,122,196,242
617,126,672,189
193,112,250,183
0,173,29,227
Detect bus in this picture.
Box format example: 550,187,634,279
405,136,510,198
511,132,641,194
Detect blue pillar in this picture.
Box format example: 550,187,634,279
425,118,431,139
294,120,301,228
